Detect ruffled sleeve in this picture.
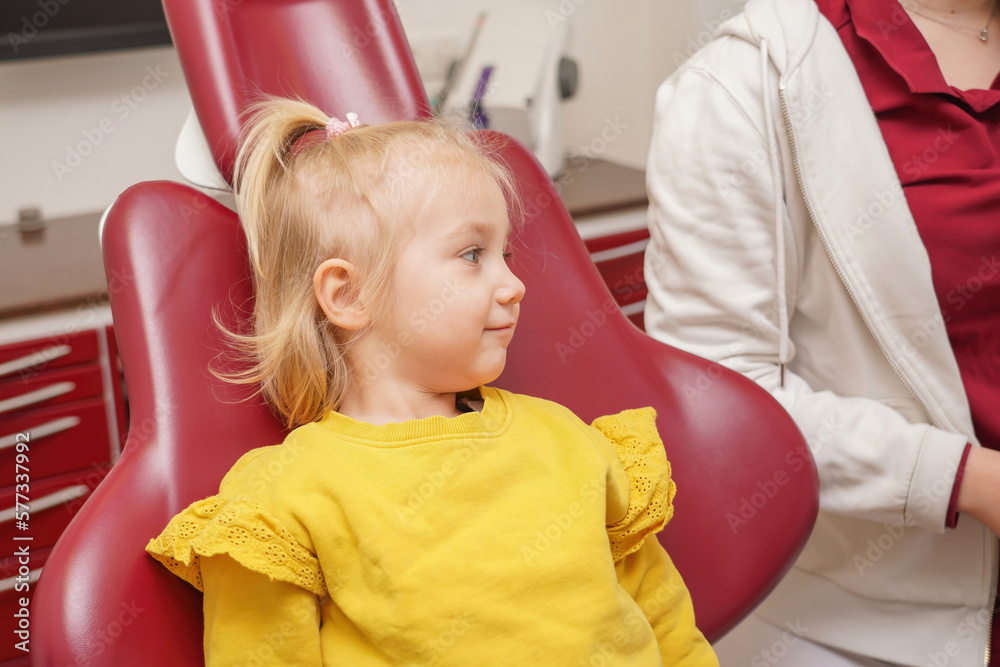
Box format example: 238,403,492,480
591,407,676,563
145,494,327,598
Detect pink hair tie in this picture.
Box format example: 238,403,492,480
325,112,360,139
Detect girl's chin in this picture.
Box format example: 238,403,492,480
469,360,507,388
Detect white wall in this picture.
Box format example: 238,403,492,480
0,0,744,225
0,46,191,224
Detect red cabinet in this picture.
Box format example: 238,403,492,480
0,308,126,663
577,213,650,331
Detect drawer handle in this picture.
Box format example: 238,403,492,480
0,416,81,451
0,344,72,380
0,381,76,414
620,300,646,317
0,567,41,594
589,239,649,264
0,484,89,524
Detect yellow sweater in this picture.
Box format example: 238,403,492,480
147,386,717,666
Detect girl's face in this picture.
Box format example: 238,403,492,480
376,169,525,394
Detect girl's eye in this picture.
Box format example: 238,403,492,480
461,247,483,263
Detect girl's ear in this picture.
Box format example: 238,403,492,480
313,259,371,330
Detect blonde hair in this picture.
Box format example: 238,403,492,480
221,95,520,429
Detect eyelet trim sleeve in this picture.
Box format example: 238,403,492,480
591,408,676,564
145,495,326,598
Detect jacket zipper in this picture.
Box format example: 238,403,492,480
776,84,941,430
776,84,996,665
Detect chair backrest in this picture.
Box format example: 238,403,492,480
32,2,818,663
32,182,284,665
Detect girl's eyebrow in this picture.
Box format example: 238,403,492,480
446,220,512,239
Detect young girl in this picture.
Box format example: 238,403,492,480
146,96,718,666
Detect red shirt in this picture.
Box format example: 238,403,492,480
816,0,1000,660
815,0,1000,472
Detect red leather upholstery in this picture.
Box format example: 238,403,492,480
31,1,817,663
162,0,431,184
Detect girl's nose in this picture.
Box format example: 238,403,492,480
498,265,526,305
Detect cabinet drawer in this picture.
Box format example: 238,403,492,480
0,398,114,480
0,468,105,551
0,546,49,582
586,231,649,308
0,329,99,382
593,253,648,308
582,227,649,254
0,362,104,415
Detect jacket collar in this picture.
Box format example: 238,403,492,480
847,0,1000,111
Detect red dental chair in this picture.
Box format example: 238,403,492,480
30,1,818,664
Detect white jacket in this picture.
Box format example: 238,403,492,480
643,0,997,664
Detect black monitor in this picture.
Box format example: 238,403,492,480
2,0,173,61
